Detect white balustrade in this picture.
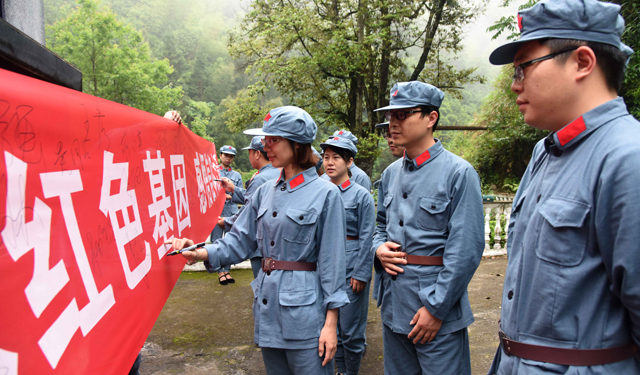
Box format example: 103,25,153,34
482,197,514,257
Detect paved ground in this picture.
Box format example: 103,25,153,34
140,257,507,375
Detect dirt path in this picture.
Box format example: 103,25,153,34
140,257,507,374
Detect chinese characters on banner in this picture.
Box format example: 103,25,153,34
0,68,225,375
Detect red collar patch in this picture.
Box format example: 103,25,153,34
557,116,586,146
341,180,351,189
416,149,431,166
393,90,399,97
289,174,305,189
264,112,272,122
517,14,523,31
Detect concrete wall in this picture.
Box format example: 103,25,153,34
2,0,45,46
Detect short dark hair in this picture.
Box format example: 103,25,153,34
540,38,627,94
419,105,440,132
288,140,319,170
259,150,268,160
323,146,354,178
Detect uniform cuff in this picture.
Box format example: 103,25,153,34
205,244,222,272
418,285,448,321
323,290,349,311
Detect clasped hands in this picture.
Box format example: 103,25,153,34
375,241,443,344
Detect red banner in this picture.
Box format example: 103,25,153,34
0,68,225,374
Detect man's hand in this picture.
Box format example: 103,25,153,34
407,307,443,344
375,242,406,275
350,278,367,294
164,238,206,265
163,111,182,124
220,177,236,193
319,309,338,366
217,217,226,229
225,194,232,201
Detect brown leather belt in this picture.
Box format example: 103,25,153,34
405,255,443,266
391,255,443,280
261,257,316,275
499,330,637,366
347,235,359,241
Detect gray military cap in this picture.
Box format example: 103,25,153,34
331,130,358,145
244,106,317,144
374,82,444,112
242,136,265,152
489,0,633,65
320,136,358,157
220,145,237,155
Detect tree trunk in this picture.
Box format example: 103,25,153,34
410,0,447,81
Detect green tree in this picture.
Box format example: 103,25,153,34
47,0,183,114
468,67,547,188
225,0,487,174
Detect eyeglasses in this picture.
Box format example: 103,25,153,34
261,137,283,147
384,110,423,121
513,47,579,82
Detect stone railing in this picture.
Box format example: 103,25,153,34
482,194,514,257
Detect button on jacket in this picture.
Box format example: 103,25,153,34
338,179,375,282
219,166,243,216
204,166,350,349
372,140,484,336
322,163,371,191
225,163,282,259
372,158,403,301
491,98,640,374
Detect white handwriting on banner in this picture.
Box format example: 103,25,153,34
1,151,116,369
193,151,220,214
99,151,152,290
143,150,174,260
170,154,191,236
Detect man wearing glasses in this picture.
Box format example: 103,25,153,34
487,0,639,374
372,81,484,374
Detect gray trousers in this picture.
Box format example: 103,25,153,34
261,347,335,375
335,280,370,375
382,323,470,375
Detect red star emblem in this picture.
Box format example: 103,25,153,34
334,137,340,141
264,112,272,122
393,90,399,97
517,14,523,31
338,130,344,135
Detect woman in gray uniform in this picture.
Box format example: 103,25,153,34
167,106,349,375
320,136,375,375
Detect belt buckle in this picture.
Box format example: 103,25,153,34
262,257,274,275
499,330,512,356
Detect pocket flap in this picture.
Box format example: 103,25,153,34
286,208,318,225
383,195,393,207
539,197,590,228
419,197,449,214
257,206,268,219
279,290,317,306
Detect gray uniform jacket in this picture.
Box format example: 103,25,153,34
372,158,403,300
491,98,640,374
372,140,484,336
338,179,375,282
224,163,281,259
205,166,350,349
219,166,243,216
322,163,371,191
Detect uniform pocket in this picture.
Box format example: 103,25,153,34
536,197,590,266
283,208,318,244
417,197,450,231
383,195,393,208
279,290,320,340
345,240,360,271
345,205,358,225
255,206,268,240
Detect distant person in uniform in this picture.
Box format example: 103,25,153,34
372,81,485,375
167,106,349,375
320,136,375,375
371,121,405,306
486,0,639,373
219,136,281,278
320,130,371,191
210,145,243,285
